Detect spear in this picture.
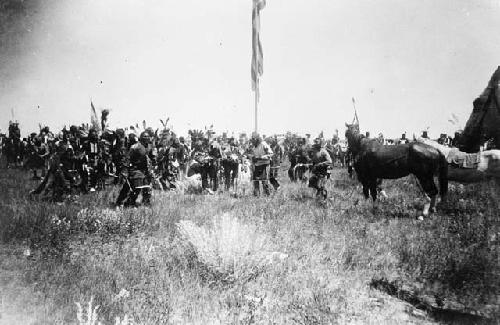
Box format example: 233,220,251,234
351,97,359,125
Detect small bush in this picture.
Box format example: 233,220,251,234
177,213,283,283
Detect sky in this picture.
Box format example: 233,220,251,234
1,0,500,139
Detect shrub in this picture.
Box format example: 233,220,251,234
177,213,284,284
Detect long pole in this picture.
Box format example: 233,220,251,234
254,79,259,133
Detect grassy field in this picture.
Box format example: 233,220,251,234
0,166,498,324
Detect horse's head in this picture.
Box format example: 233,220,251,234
345,123,364,156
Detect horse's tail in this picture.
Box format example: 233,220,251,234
438,153,448,198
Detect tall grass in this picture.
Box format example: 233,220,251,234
0,168,498,323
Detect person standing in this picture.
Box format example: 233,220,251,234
249,132,273,196
308,138,332,199
115,132,153,207
81,128,100,192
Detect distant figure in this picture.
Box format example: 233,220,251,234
398,133,409,145
377,133,384,145
438,133,447,145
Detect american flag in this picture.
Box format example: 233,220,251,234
251,0,266,102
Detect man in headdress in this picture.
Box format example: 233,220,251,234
115,131,153,207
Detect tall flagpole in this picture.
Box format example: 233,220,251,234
255,79,258,133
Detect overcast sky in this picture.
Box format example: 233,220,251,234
1,0,500,138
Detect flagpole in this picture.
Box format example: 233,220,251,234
254,79,258,133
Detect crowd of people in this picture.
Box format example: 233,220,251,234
1,116,472,207
0,119,347,206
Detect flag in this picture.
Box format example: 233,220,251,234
251,0,266,101
90,101,101,132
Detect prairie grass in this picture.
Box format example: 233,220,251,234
0,167,498,324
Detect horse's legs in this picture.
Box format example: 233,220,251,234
421,194,432,217
369,179,378,201
429,195,437,213
362,183,370,199
415,174,438,216
376,179,388,198
366,179,380,211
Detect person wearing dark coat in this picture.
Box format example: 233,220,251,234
308,138,332,199
80,128,100,192
115,132,153,207
30,142,73,202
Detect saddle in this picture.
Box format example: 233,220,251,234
446,149,481,169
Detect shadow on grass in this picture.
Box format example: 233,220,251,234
370,278,495,325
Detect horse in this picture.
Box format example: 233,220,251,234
345,123,448,217
417,137,500,183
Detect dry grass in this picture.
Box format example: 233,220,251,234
0,167,498,324
76,297,135,325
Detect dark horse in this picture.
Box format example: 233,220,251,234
345,123,448,216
